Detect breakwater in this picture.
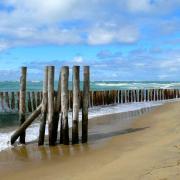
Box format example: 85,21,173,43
0,89,179,113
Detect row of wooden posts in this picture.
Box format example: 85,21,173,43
0,88,180,113
10,66,90,146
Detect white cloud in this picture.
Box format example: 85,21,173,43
3,0,79,22
72,56,84,63
88,25,139,45
88,28,115,45
126,0,152,13
0,40,11,51
0,0,179,50
125,0,180,14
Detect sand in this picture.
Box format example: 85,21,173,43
0,102,180,180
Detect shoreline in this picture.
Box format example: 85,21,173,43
0,100,164,152
0,101,180,179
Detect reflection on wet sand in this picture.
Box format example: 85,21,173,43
0,106,154,175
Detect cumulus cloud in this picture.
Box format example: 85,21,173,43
88,25,139,45
0,0,180,81
0,0,179,50
124,0,180,14
126,0,152,13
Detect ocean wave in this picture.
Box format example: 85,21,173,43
95,83,130,87
94,82,180,89
30,80,41,83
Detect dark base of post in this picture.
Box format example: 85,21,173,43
63,117,69,145
54,112,60,142
59,114,63,144
19,114,26,144
38,113,47,146
82,117,88,143
72,120,79,144
48,113,59,146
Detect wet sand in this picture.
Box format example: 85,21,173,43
0,102,180,179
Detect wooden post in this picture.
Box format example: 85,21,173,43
54,68,61,143
91,91,94,107
19,67,27,144
37,91,41,106
32,91,36,111
61,66,69,145
121,90,123,104
11,92,15,110
16,92,20,110
47,66,56,146
72,66,80,144
0,92,4,111
38,67,48,146
82,66,90,143
27,92,32,112
5,92,10,108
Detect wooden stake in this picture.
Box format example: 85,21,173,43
16,92,19,110
5,92,10,108
47,66,56,146
19,67,27,144
61,66,69,145
38,67,48,146
82,66,90,143
0,92,4,111
37,91,41,106
72,66,80,144
27,92,32,112
54,68,61,143
32,91,36,111
11,92,15,110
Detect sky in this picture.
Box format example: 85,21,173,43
0,0,180,81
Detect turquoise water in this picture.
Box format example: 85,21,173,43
1,81,180,91
0,113,19,128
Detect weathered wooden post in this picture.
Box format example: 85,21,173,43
61,66,69,145
54,68,61,143
11,92,15,110
38,67,48,145
117,90,120,104
47,66,56,146
91,91,94,107
0,92,4,111
121,90,123,104
37,92,41,106
5,92,10,108
19,67,27,144
16,92,19,110
72,66,80,144
27,92,32,112
82,66,90,143
32,91,36,111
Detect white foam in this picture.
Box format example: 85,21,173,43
95,83,129,87
95,82,180,89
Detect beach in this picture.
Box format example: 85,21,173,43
0,101,180,179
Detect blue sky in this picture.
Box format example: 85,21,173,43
0,0,180,81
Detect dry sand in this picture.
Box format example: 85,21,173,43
0,102,180,180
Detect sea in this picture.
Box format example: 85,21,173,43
0,81,180,151
1,81,180,91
